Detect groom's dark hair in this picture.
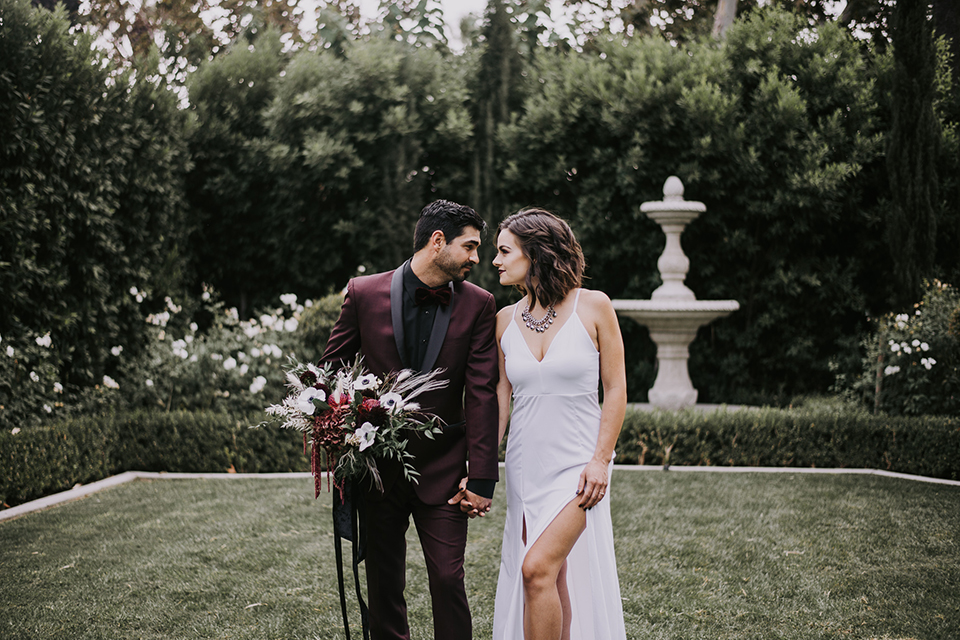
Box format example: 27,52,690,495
413,200,486,251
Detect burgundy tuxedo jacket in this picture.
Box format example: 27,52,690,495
320,263,500,505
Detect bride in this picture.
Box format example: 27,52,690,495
491,208,628,640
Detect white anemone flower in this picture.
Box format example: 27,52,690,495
284,317,299,332
356,422,379,451
103,375,120,389
36,333,52,348
5,346,13,357
920,342,930,351
280,293,298,307
354,374,380,391
223,357,237,370
111,345,123,356
884,365,900,376
297,387,326,414
890,343,901,352
29,371,40,383
240,364,249,375
380,392,404,413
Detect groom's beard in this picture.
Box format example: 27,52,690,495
435,251,474,283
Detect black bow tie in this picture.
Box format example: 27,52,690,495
415,286,451,308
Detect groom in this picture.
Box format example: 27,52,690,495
320,200,500,639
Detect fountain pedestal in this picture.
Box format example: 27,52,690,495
612,177,739,410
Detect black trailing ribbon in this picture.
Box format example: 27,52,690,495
332,478,369,640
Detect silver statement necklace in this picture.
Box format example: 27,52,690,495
522,303,558,333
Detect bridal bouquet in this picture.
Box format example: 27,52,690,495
262,357,447,497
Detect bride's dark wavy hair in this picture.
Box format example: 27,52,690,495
498,208,585,309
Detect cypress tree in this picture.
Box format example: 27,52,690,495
886,0,941,306
470,0,524,222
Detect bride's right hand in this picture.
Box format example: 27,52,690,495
577,458,608,510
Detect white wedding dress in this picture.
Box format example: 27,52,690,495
494,290,626,639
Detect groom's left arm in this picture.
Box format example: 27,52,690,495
463,291,500,501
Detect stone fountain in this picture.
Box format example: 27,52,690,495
612,177,739,409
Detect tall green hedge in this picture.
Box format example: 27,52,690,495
0,0,190,392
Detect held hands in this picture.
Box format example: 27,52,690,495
447,477,492,518
577,457,609,510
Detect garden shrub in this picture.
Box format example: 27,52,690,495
614,404,960,481
0,410,306,508
838,280,960,416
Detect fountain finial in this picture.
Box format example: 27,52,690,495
663,175,684,201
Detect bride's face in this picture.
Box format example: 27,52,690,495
492,229,531,287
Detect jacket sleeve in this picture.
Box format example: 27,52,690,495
320,279,362,368
464,291,501,488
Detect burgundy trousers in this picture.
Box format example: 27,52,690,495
364,478,472,640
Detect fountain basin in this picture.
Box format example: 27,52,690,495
614,300,739,409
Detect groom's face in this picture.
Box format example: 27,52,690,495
435,226,481,283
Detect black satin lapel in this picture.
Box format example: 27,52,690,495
390,264,408,368
421,282,453,373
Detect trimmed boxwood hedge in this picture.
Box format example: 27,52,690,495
3,405,958,510
614,406,960,481
0,411,306,508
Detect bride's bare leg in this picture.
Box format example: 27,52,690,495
558,558,571,640
521,499,586,640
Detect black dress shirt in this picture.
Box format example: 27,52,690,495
400,262,496,500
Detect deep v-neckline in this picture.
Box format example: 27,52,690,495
512,291,582,364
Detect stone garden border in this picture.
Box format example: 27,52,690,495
2,465,958,523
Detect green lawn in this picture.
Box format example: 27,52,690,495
1,470,958,639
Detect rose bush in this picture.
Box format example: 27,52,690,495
837,280,960,416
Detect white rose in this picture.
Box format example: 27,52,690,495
249,376,267,394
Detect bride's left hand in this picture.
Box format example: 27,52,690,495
577,457,609,510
